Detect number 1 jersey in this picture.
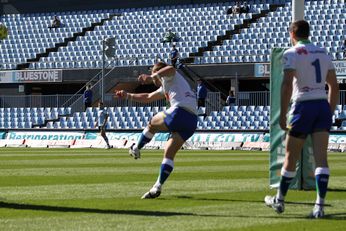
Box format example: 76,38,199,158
282,41,335,103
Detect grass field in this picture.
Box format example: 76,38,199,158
0,148,345,231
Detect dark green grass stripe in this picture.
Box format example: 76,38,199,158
0,170,268,187
0,160,268,170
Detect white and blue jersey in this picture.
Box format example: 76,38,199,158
283,40,334,103
155,72,197,140
283,40,334,134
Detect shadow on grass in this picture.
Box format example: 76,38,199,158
172,196,346,220
324,213,346,220
327,188,346,192
1,200,344,220
173,195,266,204
174,195,332,207
174,195,273,204
0,201,193,217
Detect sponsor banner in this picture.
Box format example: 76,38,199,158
270,48,315,190
254,63,270,77
85,132,269,143
6,131,84,140
242,141,270,151
301,137,316,189
328,143,340,151
84,132,170,142
188,132,267,142
0,69,62,83
334,61,346,77
270,48,290,188
3,131,345,146
339,144,346,152
329,134,346,143
255,61,346,78
336,78,346,84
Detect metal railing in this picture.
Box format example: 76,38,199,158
1,90,346,109
0,94,81,108
237,91,270,106
236,90,346,107
62,57,122,112
206,92,222,114
103,92,221,113
106,93,167,108
339,90,346,105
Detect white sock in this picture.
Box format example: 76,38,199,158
316,196,324,206
142,127,154,139
153,179,161,189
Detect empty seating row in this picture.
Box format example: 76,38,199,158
0,0,344,70
0,11,109,69
1,103,346,130
25,2,265,69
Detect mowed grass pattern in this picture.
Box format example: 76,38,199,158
0,148,345,231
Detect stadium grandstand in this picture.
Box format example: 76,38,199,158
1,2,346,229
0,0,345,148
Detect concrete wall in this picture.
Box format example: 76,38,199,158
60,63,257,84
0,63,262,96
188,63,255,79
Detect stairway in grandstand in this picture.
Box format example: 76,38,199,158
182,2,285,64
15,13,121,70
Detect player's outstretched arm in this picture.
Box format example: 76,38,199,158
138,66,176,85
115,90,165,104
326,69,339,113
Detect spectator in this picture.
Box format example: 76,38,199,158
342,39,346,58
226,5,233,14
49,16,61,30
83,84,93,110
240,2,250,14
170,44,179,68
97,101,111,149
226,90,236,106
232,2,241,16
161,28,179,44
197,79,207,108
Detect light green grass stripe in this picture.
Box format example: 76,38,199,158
0,153,269,164
0,213,293,231
6,175,345,201
0,178,269,200
0,159,267,169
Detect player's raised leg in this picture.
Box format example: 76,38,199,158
129,112,168,159
141,132,185,199
310,131,330,218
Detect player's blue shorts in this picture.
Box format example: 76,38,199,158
163,107,197,141
288,99,332,137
